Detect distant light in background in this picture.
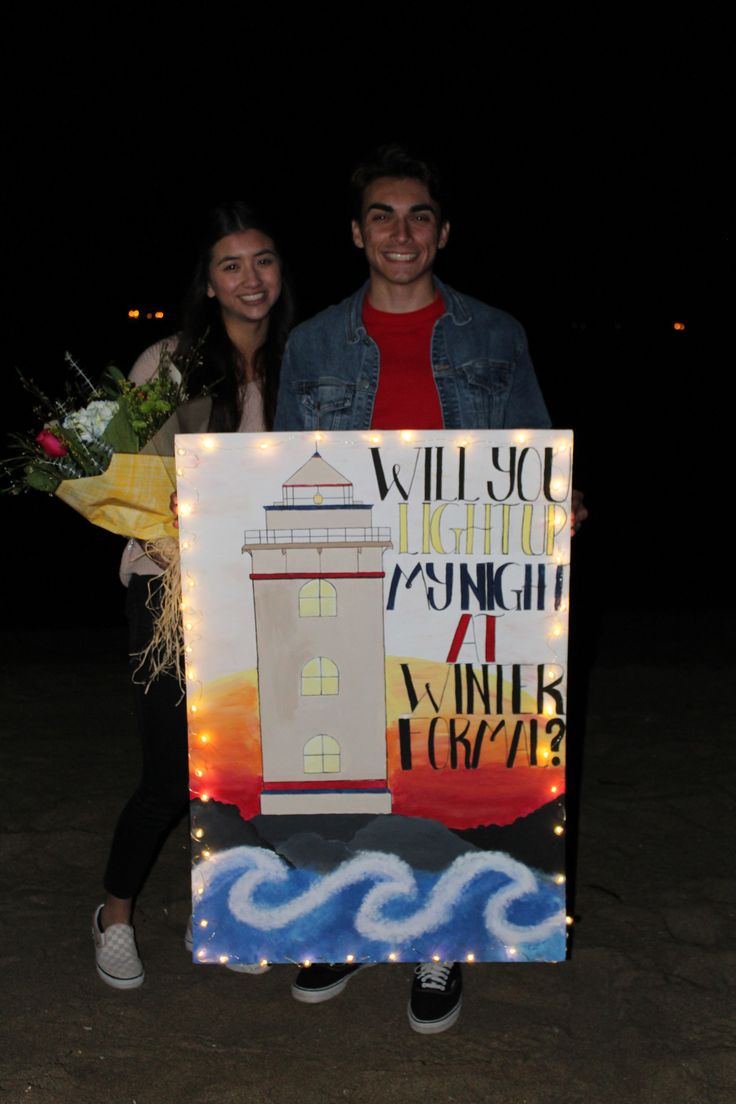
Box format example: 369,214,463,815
128,309,140,319
673,321,685,331
155,311,164,319
128,308,165,320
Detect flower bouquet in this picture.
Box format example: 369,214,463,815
2,352,186,543
3,348,208,682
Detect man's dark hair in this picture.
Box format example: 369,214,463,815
350,143,444,221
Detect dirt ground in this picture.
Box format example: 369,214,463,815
2,608,734,1104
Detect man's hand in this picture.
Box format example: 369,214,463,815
571,489,588,535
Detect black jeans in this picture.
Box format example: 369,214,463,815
103,575,189,899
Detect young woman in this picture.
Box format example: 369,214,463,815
93,203,294,988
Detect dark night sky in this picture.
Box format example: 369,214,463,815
3,20,728,626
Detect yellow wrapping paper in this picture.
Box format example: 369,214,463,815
55,452,178,541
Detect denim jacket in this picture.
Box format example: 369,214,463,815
274,278,551,431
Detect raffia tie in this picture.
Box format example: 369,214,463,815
132,536,185,694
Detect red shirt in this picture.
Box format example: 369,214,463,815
364,294,445,430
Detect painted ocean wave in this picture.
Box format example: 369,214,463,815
192,846,566,964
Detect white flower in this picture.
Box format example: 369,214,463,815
63,399,119,443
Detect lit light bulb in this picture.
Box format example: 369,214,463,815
194,828,204,839
202,437,216,450
259,959,269,968
554,825,564,836
554,874,566,885
346,954,355,963
388,952,398,961
550,785,558,794
370,434,381,444
197,949,206,959
466,953,475,963
202,850,211,859
194,769,203,778
507,946,518,957
219,955,229,964
177,447,186,456
400,430,413,441
565,915,574,926
200,735,209,744
258,440,269,450
200,793,210,803
431,954,441,963
515,432,527,444
199,919,208,928
303,959,311,968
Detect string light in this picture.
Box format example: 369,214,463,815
400,430,413,441
507,946,518,957
219,955,229,964
554,825,564,836
554,874,566,885
193,828,204,839
431,954,441,962
258,440,269,450
345,954,355,963
388,952,398,961
197,949,206,959
550,784,559,794
466,953,475,963
565,915,574,927
303,959,312,968
199,919,208,928
202,437,216,450
514,432,527,444
369,434,381,444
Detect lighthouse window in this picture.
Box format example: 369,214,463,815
298,579,337,618
301,657,339,696
304,734,341,774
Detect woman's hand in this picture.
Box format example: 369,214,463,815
571,489,588,535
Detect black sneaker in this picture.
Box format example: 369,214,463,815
291,962,367,1004
408,961,463,1034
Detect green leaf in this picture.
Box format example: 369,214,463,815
102,404,139,453
25,466,61,493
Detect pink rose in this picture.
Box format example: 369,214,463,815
36,427,68,457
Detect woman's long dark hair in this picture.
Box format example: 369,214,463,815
176,203,295,431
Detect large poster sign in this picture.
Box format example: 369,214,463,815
177,429,571,968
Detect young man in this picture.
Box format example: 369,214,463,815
274,145,552,1034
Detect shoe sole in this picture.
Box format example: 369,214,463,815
95,962,145,990
291,965,367,1004
407,995,462,1035
226,962,272,974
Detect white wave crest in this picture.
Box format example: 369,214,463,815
194,846,563,946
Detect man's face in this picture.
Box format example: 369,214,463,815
351,176,450,290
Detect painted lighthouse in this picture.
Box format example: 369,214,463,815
242,451,393,815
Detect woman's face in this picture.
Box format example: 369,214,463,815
207,229,282,324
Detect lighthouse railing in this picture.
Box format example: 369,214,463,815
243,527,391,545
